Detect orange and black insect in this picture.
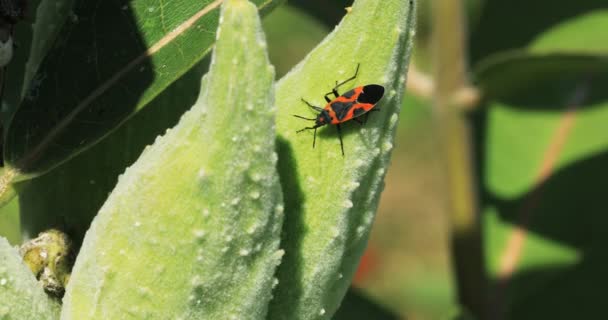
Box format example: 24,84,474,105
293,64,384,156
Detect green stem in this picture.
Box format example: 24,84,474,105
431,0,487,318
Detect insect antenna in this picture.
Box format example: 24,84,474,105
293,114,316,121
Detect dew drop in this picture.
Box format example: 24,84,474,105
119,249,126,255
202,208,210,217
225,235,233,242
338,273,343,279
271,152,278,164
249,190,260,200
343,200,353,208
137,286,151,296
249,171,262,182
389,113,399,126
382,141,393,152
134,221,142,228
319,308,326,316
357,226,365,234
275,204,284,214
231,197,241,206
239,249,250,256
331,227,340,238
246,102,254,111
197,168,207,179
193,229,206,239
247,223,258,235
0,278,6,286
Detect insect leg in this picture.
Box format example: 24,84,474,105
296,125,319,133
333,63,360,91
324,63,360,102
324,85,341,102
336,124,345,156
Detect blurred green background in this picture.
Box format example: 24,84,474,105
3,0,608,319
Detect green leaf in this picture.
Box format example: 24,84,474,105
469,0,606,63
475,52,608,102
2,0,74,124
2,0,282,183
475,10,608,320
269,0,416,319
0,198,20,244
61,0,282,319
529,10,608,54
0,237,60,319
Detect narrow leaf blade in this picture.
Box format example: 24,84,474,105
4,0,282,180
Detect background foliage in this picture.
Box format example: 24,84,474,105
2,0,608,319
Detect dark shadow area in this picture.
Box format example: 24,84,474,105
487,148,608,251
476,56,608,111
491,249,608,320
289,0,353,27
334,287,401,320
269,136,306,315
16,59,207,244
480,130,608,318
6,0,155,172
470,1,607,64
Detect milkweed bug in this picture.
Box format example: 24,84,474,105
293,63,385,156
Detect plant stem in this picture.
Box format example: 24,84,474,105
430,0,487,318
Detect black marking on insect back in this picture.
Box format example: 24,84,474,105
353,106,366,117
330,101,353,121
357,85,384,104
317,110,331,125
341,88,357,99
